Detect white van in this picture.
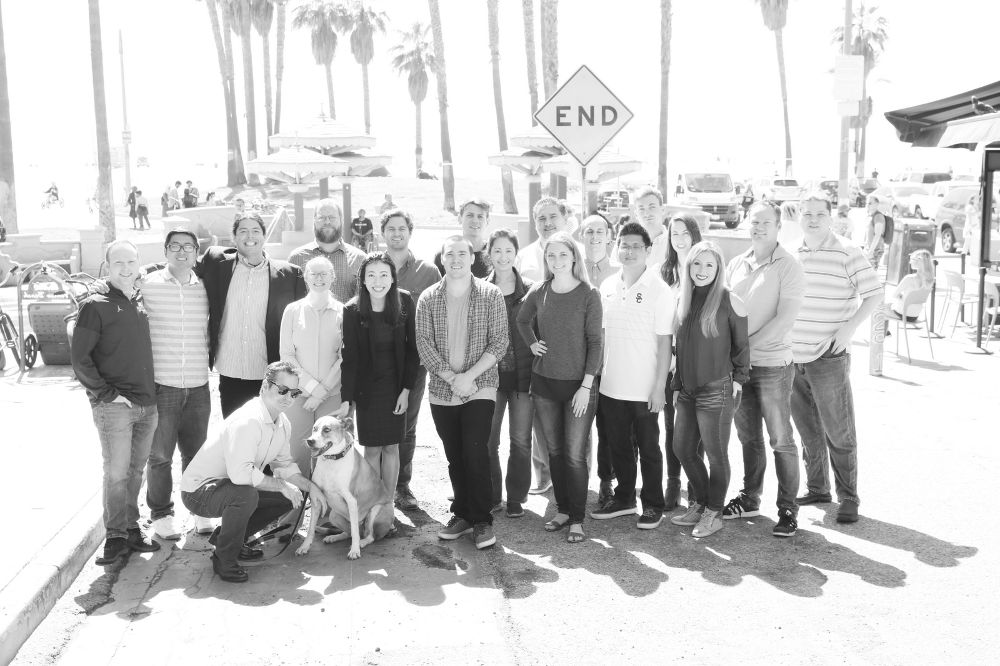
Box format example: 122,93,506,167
673,171,741,228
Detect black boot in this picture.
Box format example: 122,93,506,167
664,478,681,511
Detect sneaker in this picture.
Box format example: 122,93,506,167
473,523,496,549
437,516,473,540
528,480,553,495
194,516,216,535
636,508,663,530
505,501,525,518
692,509,724,538
394,486,419,511
95,537,129,565
597,481,614,508
722,493,760,520
127,527,161,553
796,491,833,505
773,508,798,537
151,515,181,541
836,500,860,524
490,501,505,514
670,502,705,526
590,499,638,520
663,478,681,511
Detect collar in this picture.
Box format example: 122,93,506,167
252,397,284,428
317,432,354,459
587,255,610,271
740,242,781,269
160,266,200,286
798,230,838,254
237,253,269,270
617,264,657,291
304,290,338,311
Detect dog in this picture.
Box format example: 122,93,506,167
295,413,394,559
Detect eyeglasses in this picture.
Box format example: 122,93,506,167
166,242,197,252
307,271,332,279
267,380,303,398
619,243,648,254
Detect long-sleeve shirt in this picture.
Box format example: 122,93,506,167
672,287,750,391
180,397,301,492
516,281,603,381
279,293,344,399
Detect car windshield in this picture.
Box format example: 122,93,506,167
820,181,837,190
685,173,733,193
774,179,799,187
862,179,879,189
943,188,976,206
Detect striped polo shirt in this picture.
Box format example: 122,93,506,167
215,258,270,379
141,267,209,388
791,231,883,364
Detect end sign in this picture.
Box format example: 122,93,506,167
534,65,633,166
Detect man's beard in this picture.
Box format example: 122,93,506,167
316,225,342,243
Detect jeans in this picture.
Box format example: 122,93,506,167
663,374,683,479
791,349,859,505
487,389,534,505
532,386,598,523
733,364,800,513
91,401,159,539
431,400,496,525
599,394,663,511
219,375,262,418
531,430,550,489
182,480,292,568
284,390,342,480
674,377,738,512
397,366,427,491
147,383,211,520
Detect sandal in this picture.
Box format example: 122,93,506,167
567,524,585,544
543,514,570,532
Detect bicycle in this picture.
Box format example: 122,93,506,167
0,261,38,372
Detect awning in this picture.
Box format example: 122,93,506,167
884,81,1000,148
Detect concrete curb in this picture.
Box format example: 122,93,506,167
0,491,103,666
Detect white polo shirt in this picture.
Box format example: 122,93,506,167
599,266,675,401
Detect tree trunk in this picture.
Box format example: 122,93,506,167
325,63,336,119
0,7,17,234
540,0,561,199
274,0,285,133
220,4,246,186
88,0,114,244
415,101,423,173
428,0,455,212
262,22,273,143
856,77,869,177
240,3,259,184
362,62,371,135
488,0,517,214
658,0,672,200
775,28,792,176
522,0,538,124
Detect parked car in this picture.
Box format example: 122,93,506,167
814,179,839,205
906,171,952,185
910,179,977,220
867,183,930,218
935,186,978,252
756,177,804,205
849,177,880,206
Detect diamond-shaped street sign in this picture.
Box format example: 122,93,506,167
534,65,633,167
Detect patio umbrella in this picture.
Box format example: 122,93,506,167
541,149,643,184
246,147,349,230
487,148,548,177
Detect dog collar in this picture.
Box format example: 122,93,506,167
322,443,352,460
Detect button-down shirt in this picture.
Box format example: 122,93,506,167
141,267,210,388
180,397,301,491
585,255,618,287
287,241,366,304
279,292,344,398
215,258,269,379
394,250,441,302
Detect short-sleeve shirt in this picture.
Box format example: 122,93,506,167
287,241,366,304
791,231,883,363
599,267,675,401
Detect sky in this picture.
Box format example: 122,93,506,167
3,0,998,210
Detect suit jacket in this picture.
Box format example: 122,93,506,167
195,247,306,368
341,290,419,408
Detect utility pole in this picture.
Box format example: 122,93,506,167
119,30,131,197
837,0,853,205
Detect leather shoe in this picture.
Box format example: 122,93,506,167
127,528,161,553
238,545,264,561
796,491,833,505
836,500,860,523
95,537,130,565
211,554,248,583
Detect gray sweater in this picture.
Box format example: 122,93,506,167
516,281,603,380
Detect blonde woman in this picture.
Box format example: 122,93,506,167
669,241,750,538
890,249,934,322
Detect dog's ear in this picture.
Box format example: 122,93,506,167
333,402,351,419
341,416,354,434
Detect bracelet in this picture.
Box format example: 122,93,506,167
580,384,592,391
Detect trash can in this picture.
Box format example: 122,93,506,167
886,220,937,285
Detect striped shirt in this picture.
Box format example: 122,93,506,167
791,231,883,363
141,268,210,388
215,258,270,379
287,241,365,304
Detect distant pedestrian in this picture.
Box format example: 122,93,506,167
127,186,138,229
169,181,182,210
350,209,374,251
864,195,888,268
378,193,395,215
135,190,150,230
161,187,171,217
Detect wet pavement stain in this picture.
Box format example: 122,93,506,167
411,544,469,571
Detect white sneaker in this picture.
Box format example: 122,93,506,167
692,509,724,538
193,516,216,535
151,515,181,541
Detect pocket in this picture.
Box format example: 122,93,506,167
820,344,849,360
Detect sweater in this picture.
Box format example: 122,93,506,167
487,268,534,392
516,281,603,381
672,287,750,391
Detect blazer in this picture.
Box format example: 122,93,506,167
341,289,419,408
195,247,306,368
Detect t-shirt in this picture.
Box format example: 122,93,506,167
351,217,373,238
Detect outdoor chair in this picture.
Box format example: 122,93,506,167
885,288,934,364
980,281,1000,352
938,270,980,337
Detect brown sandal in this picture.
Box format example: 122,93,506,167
567,524,585,543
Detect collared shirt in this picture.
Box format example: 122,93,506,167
515,238,586,281
215,258,269,379
287,241,366,304
585,255,618,287
791,231,883,363
180,397,301,492
141,267,210,388
394,250,441,302
279,292,344,397
609,230,669,268
599,267,675,401
726,243,804,367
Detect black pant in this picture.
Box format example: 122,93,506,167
219,375,263,418
431,400,496,525
600,394,664,511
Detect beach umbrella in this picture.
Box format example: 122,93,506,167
541,149,643,184
246,147,349,229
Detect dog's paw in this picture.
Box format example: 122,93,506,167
359,535,374,549
295,544,310,556
348,547,361,560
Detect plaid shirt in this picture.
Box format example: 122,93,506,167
415,277,509,403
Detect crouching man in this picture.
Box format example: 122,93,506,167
181,361,329,582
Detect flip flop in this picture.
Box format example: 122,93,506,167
544,515,570,532
567,524,585,544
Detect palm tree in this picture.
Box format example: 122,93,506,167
488,0,517,213
834,2,888,178
539,0,558,97
427,0,455,212
274,0,286,133
390,23,434,176
0,5,16,234
228,1,259,183
341,2,388,135
252,0,275,141
756,0,793,176
292,0,343,119
521,0,539,123
658,0,672,199
205,0,246,186
88,0,114,243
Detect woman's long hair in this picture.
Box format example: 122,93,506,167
661,215,703,287
542,231,591,285
910,249,935,289
356,251,402,327
676,241,727,338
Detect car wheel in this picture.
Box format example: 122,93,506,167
725,219,739,229
941,226,956,253
914,205,923,219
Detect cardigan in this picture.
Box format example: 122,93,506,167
341,290,419,408
487,268,534,393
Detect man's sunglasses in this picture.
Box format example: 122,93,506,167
267,380,303,398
